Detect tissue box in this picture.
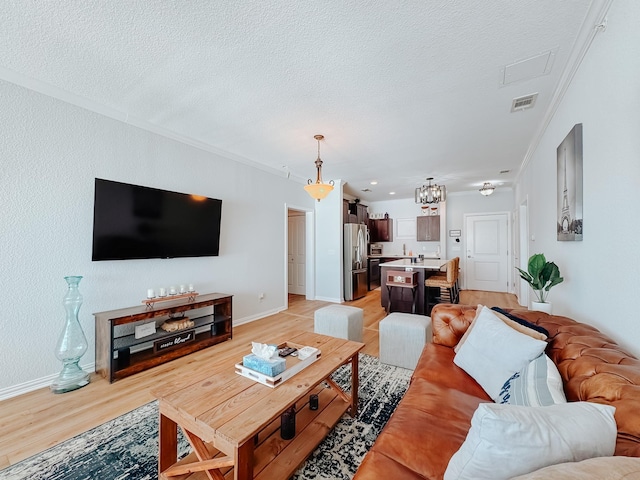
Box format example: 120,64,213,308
242,354,286,377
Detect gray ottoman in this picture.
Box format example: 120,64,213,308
314,305,363,342
379,313,432,369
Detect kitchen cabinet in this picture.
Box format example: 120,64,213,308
369,218,393,242
349,202,368,225
343,199,350,225
417,215,440,241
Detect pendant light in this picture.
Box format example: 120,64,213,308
479,182,495,196
415,177,446,204
304,134,334,202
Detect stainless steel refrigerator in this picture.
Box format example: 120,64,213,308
344,223,368,301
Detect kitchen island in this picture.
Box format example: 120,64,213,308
367,255,440,291
380,259,447,315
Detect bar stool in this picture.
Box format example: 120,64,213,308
429,256,460,303
425,258,459,315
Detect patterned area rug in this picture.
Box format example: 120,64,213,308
2,354,411,480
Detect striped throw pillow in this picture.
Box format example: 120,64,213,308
498,353,567,406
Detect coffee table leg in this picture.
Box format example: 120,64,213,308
349,353,359,417
158,413,178,473
234,438,254,480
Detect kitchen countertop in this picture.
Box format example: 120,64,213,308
369,255,440,260
380,258,447,269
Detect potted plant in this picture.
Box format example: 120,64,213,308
516,253,564,313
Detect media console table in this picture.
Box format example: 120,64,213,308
94,292,233,383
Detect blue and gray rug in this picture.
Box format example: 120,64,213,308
2,354,411,480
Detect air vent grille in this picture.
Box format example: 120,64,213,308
511,93,538,112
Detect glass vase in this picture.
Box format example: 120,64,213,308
51,276,90,393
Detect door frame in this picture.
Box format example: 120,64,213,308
462,211,511,292
517,198,529,306
284,204,315,308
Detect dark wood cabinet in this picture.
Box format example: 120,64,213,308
370,218,393,242
349,202,368,224
417,215,440,241
343,199,350,225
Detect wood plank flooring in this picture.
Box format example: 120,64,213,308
0,289,520,469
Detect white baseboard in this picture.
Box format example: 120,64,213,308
314,296,342,303
0,362,96,401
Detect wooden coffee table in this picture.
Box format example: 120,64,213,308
152,331,364,480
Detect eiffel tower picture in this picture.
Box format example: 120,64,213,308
557,124,583,241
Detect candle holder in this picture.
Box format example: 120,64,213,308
143,292,199,308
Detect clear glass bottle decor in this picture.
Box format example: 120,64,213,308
51,276,90,393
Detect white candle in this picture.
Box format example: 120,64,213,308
147,288,155,299
159,287,166,297
169,286,177,295
179,284,186,294
188,284,195,292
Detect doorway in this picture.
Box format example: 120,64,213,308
287,210,306,295
464,212,510,292
285,206,314,306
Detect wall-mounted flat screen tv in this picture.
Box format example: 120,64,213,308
92,178,222,261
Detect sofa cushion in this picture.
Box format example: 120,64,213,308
365,377,490,479
444,402,617,480
498,353,567,406
510,456,640,479
453,306,547,400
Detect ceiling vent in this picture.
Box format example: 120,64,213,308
500,48,557,86
511,93,538,112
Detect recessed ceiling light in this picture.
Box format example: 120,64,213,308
389,191,396,195
370,181,378,185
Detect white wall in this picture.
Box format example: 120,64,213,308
514,0,640,356
313,180,344,303
0,79,317,395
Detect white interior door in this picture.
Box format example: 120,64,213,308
465,213,509,292
287,215,306,295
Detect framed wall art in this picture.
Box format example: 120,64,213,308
557,123,583,241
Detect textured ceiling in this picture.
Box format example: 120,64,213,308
0,1,603,201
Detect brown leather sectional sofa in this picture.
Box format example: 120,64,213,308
353,304,640,479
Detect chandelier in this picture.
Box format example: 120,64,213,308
415,177,446,204
479,182,495,196
304,134,334,202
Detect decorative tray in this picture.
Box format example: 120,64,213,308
235,342,321,388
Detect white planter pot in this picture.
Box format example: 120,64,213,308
531,301,552,314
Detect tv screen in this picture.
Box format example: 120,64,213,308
92,178,222,261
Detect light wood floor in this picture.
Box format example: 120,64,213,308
0,289,520,469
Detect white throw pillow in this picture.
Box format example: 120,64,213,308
498,353,567,406
444,402,617,480
453,306,547,400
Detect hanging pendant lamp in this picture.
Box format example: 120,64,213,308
304,134,334,202
415,177,446,204
479,182,495,196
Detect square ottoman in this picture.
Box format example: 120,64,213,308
314,305,363,342
379,313,432,369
